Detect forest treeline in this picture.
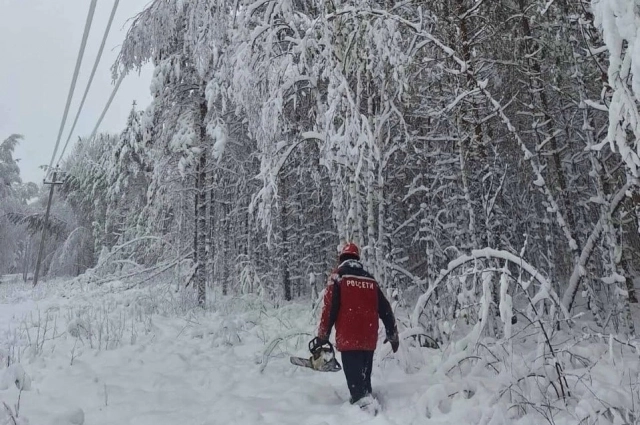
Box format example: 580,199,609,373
2,0,639,336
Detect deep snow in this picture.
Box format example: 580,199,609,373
0,278,430,425
0,276,638,425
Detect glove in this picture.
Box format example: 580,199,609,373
309,336,329,353
384,333,399,353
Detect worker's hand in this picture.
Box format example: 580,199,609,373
309,336,329,353
384,332,399,353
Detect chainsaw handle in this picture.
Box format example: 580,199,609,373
309,337,333,354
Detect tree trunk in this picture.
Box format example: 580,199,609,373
222,202,230,296
207,176,215,287
196,96,208,306
281,174,291,301
517,0,576,235
193,172,199,271
455,0,486,249
22,239,30,282
620,256,638,303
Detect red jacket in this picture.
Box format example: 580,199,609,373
317,260,396,351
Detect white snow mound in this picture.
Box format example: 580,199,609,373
0,364,31,391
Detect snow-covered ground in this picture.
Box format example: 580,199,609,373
0,279,424,425
0,277,638,425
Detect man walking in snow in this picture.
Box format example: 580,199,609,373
312,242,399,406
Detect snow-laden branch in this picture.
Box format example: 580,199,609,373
411,248,568,329
382,260,428,290
435,88,481,116
272,132,323,176
109,236,165,257
114,0,180,76
561,181,631,310
540,0,556,16
478,86,579,254
592,0,640,179
583,99,609,112
458,0,488,19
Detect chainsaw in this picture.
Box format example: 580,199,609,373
289,338,342,372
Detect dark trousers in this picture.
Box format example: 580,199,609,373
341,350,374,403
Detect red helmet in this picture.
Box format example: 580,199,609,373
340,243,360,259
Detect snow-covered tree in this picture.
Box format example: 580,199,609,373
0,134,38,276
0,134,23,200
33,0,636,337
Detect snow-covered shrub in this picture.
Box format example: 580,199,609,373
250,302,316,372
409,248,640,424
0,364,31,391
236,257,264,296
0,364,30,425
71,236,177,288
13,309,61,360
65,304,127,351
0,402,28,425
47,227,93,278
66,318,91,340
187,311,249,347
64,294,158,352
411,249,565,347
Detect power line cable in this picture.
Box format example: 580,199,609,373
88,72,125,141
46,0,99,177
57,0,121,165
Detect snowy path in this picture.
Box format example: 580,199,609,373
29,318,415,425
0,283,434,425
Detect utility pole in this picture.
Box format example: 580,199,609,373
33,168,64,287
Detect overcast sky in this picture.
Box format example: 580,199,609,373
0,0,154,184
